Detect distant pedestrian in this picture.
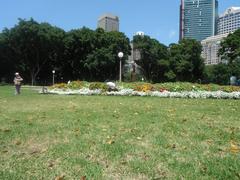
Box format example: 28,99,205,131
13,72,23,95
230,75,237,86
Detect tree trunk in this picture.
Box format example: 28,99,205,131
31,73,35,86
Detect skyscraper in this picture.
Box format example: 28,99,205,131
218,7,240,35
180,0,218,41
97,14,119,32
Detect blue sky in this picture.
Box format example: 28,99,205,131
0,0,239,45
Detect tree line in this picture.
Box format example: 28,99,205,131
0,18,131,85
0,18,239,85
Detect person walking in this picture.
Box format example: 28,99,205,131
13,72,23,95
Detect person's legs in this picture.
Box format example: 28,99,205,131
15,85,18,95
15,85,20,94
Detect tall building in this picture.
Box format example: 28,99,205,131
201,33,228,65
97,14,119,32
180,0,218,41
217,7,240,35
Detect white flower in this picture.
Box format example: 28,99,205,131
45,87,240,99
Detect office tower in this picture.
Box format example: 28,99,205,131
201,33,228,65
218,7,240,35
179,0,185,40
180,0,218,41
97,14,119,32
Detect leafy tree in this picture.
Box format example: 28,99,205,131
218,29,240,83
0,32,15,82
169,39,204,82
64,28,131,81
133,35,169,82
84,30,131,81
1,18,65,85
219,29,240,64
64,27,96,80
203,64,230,85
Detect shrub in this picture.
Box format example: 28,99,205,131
89,82,108,91
67,80,84,89
134,83,154,92
221,85,240,92
51,83,68,89
0,82,8,86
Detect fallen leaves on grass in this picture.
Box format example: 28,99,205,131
206,139,213,145
120,160,127,165
80,176,86,180
11,119,19,123
2,150,8,153
172,144,176,149
29,148,43,155
140,152,150,161
230,141,240,153
14,140,22,145
2,128,11,132
75,128,80,132
107,140,115,144
55,174,65,180
48,161,55,168
182,118,187,123
166,144,177,149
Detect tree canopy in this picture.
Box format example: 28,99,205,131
0,19,131,84
219,29,240,64
133,35,169,82
1,18,235,85
133,36,204,83
169,39,205,82
0,18,66,85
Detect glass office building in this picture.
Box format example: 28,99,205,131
180,0,218,41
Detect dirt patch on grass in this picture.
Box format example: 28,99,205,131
10,136,62,156
103,173,149,180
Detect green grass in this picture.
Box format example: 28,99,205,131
0,86,240,179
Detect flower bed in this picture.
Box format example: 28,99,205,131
44,81,240,99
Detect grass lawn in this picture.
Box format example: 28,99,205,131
0,86,240,179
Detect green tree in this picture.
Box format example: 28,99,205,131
1,18,65,85
0,32,15,82
133,35,169,82
219,29,240,64
218,29,240,83
65,28,131,81
64,27,96,80
84,30,131,81
203,64,230,85
169,39,204,82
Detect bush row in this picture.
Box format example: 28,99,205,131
50,81,240,92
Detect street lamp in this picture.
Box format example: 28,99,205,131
52,70,55,85
118,52,124,82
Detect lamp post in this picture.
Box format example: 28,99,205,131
118,52,124,82
52,70,55,85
